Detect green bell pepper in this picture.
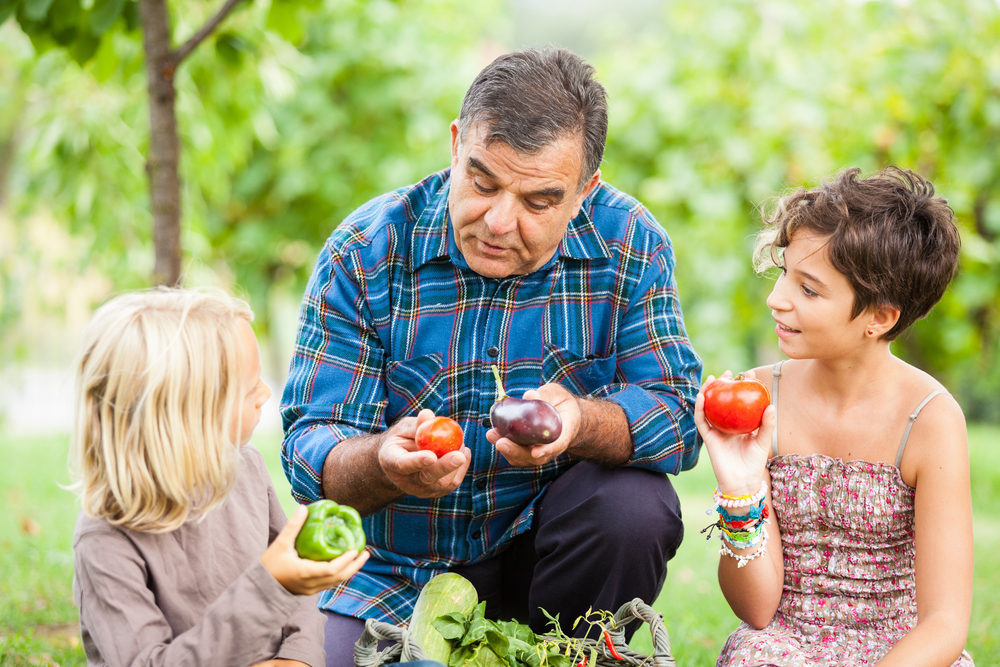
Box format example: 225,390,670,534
294,499,366,561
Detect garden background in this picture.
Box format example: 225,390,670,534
1,0,998,664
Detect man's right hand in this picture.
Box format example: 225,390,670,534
378,409,471,498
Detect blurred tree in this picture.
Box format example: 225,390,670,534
3,0,248,285
0,0,503,374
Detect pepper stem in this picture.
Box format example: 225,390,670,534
490,364,508,401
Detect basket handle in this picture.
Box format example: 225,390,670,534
354,617,431,667
604,598,675,667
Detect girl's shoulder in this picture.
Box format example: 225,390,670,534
743,363,780,389
890,362,967,482
894,362,964,430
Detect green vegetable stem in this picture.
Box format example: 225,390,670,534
294,499,366,561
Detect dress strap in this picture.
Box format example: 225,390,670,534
770,361,784,457
894,389,949,468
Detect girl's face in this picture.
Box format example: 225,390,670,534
765,231,869,358
230,319,271,446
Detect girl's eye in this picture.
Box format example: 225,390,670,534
801,284,818,297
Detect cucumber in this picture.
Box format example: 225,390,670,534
408,572,479,663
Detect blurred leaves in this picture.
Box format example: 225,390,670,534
0,0,998,418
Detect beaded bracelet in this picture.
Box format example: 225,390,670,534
719,529,769,568
711,480,768,509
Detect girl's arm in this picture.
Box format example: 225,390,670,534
73,526,323,666
261,482,336,666
876,396,973,666
694,372,784,628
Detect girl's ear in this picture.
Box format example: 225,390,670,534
867,304,901,337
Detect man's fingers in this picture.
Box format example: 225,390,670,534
383,448,438,475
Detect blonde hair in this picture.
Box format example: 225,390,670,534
69,286,254,533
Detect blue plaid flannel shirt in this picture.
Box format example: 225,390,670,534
280,168,702,623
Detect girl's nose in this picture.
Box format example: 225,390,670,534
765,274,789,311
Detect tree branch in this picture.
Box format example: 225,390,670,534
171,0,246,65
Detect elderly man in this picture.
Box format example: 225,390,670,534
281,47,702,666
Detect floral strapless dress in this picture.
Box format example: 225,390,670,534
717,454,974,666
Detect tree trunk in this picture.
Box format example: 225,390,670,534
138,0,182,286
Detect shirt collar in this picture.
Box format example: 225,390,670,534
409,172,611,272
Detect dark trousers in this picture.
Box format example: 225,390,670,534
324,461,684,667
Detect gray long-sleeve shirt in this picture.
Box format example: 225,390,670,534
72,445,325,666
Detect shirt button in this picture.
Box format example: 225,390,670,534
487,346,499,357
475,478,487,490
481,417,491,428
471,530,482,539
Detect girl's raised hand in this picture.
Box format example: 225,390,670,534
260,505,370,596
694,372,775,496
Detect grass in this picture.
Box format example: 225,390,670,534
2,424,998,665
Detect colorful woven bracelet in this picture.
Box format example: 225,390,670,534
718,501,769,523
721,525,766,549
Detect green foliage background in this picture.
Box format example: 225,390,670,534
1,0,998,421
1,3,998,662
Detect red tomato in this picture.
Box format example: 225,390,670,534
415,416,464,458
703,375,770,435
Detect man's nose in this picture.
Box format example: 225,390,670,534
483,195,518,235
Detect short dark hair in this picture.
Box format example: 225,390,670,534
755,166,960,340
457,47,608,190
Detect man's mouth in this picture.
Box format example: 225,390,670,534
477,238,507,254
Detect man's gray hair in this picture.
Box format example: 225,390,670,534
457,48,608,190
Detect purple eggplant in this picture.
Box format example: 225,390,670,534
489,365,563,446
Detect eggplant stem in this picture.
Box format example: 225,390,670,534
490,364,508,401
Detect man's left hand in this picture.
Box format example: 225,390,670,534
487,383,582,467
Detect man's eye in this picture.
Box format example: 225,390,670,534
474,181,495,194
527,200,549,211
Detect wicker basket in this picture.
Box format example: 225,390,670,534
354,597,675,667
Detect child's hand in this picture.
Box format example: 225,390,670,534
694,372,775,495
260,505,370,596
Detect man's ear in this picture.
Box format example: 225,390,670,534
573,169,601,215
449,120,461,167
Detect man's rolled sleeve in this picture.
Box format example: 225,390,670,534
603,243,702,474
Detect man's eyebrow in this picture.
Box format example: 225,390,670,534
532,186,566,201
467,156,494,179
467,156,566,201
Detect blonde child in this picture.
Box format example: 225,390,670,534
69,287,369,666
696,167,974,665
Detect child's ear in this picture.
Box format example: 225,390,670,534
867,304,901,337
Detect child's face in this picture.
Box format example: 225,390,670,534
230,319,271,447
765,231,869,358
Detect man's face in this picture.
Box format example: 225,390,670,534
448,121,600,278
